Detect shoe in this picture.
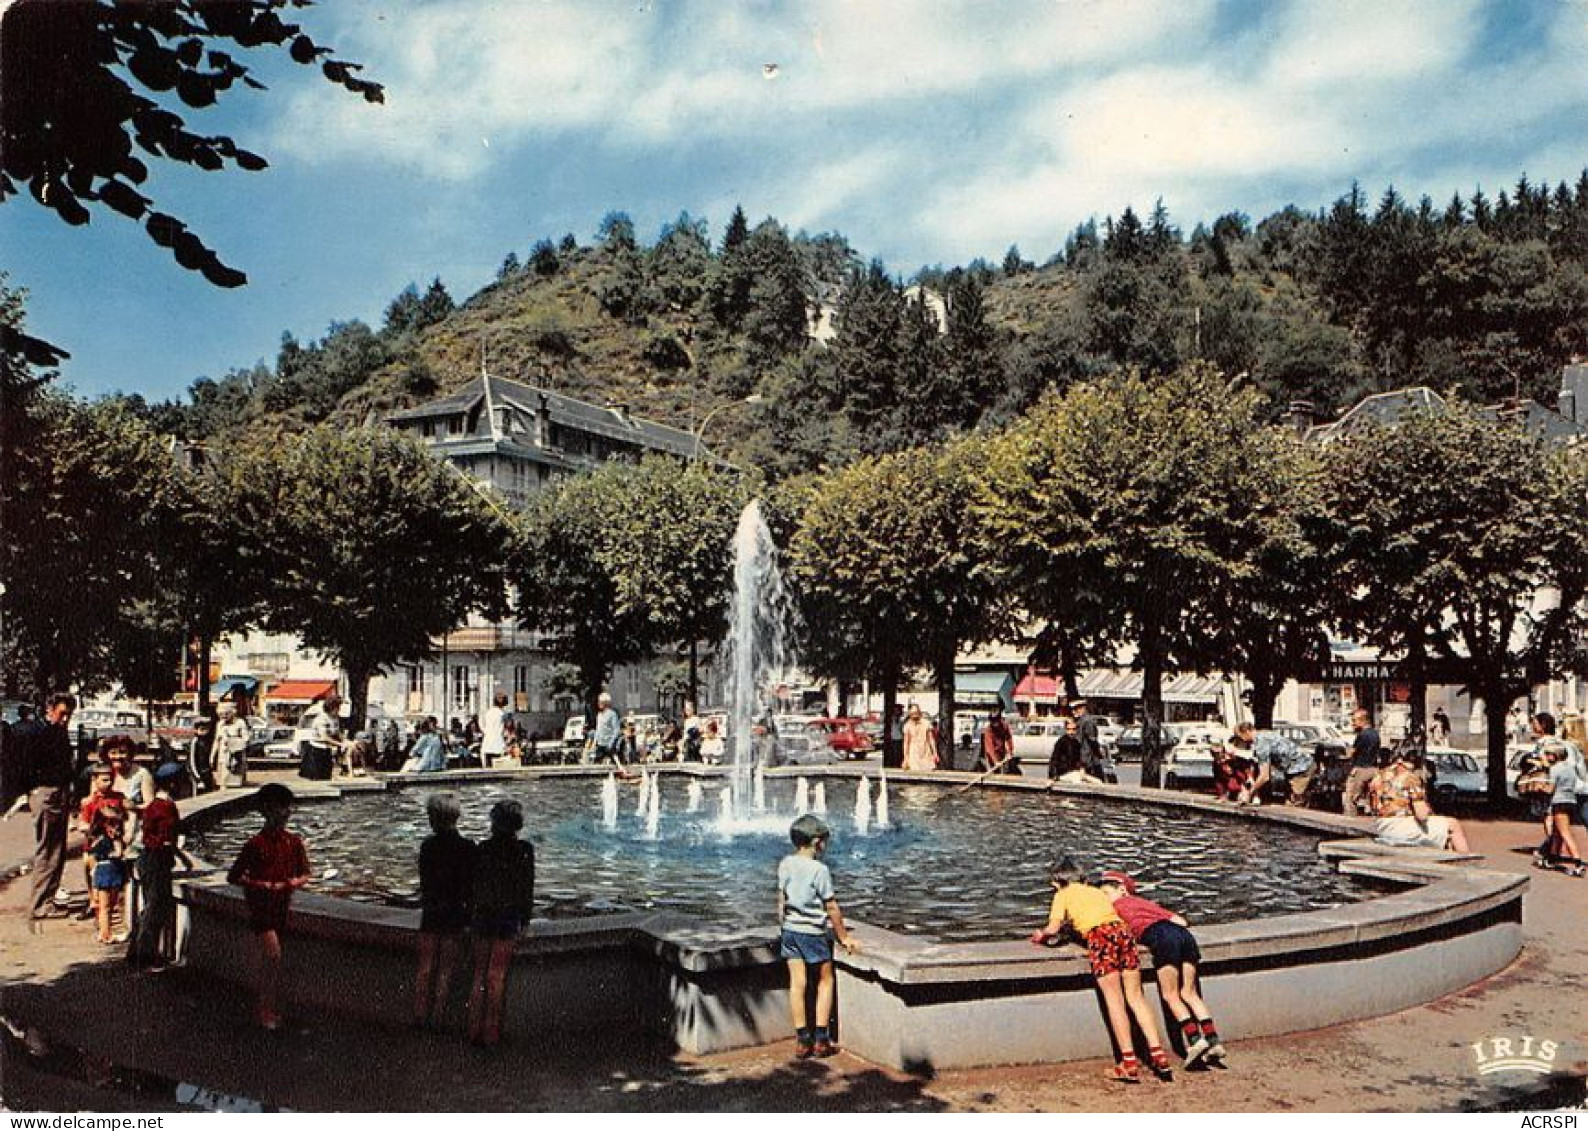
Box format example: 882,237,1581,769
31,907,69,922
110,931,129,944
1105,1063,1141,1084
1204,1041,1229,1065
794,1041,816,1060
813,1039,838,1058
1148,1052,1174,1081
1183,1035,1211,1066
1533,852,1549,869
53,889,72,906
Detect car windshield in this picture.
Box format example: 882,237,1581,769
1120,726,1141,742
1437,752,1479,773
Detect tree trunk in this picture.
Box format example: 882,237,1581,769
1139,627,1165,789
688,639,699,709
1250,670,1282,730
934,645,957,770
1407,638,1428,745
880,662,901,769
196,635,213,716
345,662,371,736
1480,686,1514,806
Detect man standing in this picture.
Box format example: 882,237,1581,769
977,706,1014,773
1342,708,1382,816
10,694,77,927
590,693,622,765
481,692,509,769
1233,722,1315,807
1072,699,1105,779
299,694,344,780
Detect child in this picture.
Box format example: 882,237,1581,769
777,814,860,1060
128,763,192,969
1541,743,1585,875
226,783,311,1030
467,799,535,1047
1098,870,1227,1066
414,792,476,1028
88,803,128,945
1211,742,1253,803
78,762,125,920
1029,857,1172,1082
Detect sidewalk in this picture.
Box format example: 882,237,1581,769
1,802,1584,1111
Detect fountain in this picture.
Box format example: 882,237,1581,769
813,781,827,814
876,771,890,830
634,770,650,817
853,776,872,836
686,780,704,813
645,776,661,840
600,774,618,832
722,500,796,814
752,765,767,812
794,777,810,816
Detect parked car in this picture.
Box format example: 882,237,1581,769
1161,723,1227,789
1424,747,1487,805
255,725,300,761
1011,717,1067,763
804,717,874,760
1115,723,1196,764
563,714,587,751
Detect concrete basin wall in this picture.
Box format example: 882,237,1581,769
176,768,1526,1070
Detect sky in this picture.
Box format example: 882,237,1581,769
5,0,1588,403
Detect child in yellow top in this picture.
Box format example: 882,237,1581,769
1028,856,1171,1083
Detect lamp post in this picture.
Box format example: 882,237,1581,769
693,394,763,461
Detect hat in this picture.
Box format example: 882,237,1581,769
1070,699,1088,708
154,762,183,783
1100,869,1137,895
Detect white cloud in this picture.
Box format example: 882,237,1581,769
1262,0,1485,90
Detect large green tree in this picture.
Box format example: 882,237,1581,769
786,443,1009,767
982,364,1283,786
225,426,507,730
1330,402,1588,801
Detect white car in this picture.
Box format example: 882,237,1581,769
1012,717,1067,763
1424,747,1487,805
1161,723,1230,788
563,714,587,750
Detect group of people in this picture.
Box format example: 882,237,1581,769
3,695,192,965
1513,711,1587,876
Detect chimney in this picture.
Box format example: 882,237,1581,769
1286,399,1315,437
1561,362,1588,427
534,392,551,447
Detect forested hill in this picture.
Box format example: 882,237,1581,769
121,175,1588,479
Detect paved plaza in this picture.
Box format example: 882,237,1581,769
1,773,1583,1113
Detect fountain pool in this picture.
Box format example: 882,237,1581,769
189,772,1371,943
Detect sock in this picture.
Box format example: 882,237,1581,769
797,1027,812,1044
1199,1019,1219,1041
813,1026,829,1042
1180,1019,1201,1043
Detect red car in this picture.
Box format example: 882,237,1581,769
805,718,875,760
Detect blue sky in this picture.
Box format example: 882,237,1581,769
5,0,1587,403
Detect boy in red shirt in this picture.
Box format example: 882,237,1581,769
226,783,310,1029
1099,869,1227,1066
128,763,191,969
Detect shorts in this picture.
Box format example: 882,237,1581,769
1140,920,1201,967
245,889,293,935
779,928,834,964
471,909,525,940
1084,920,1140,977
91,859,125,891
1551,802,1577,817
420,905,471,934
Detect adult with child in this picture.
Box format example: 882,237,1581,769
1098,870,1227,1067
467,799,536,1047
1210,741,1254,802
1369,748,1471,853
1232,723,1314,807
778,815,860,1059
414,792,477,1028
1536,740,1584,875
1341,708,1383,816
405,717,447,774
1029,857,1173,1083
226,783,311,1030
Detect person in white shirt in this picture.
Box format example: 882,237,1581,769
481,693,508,768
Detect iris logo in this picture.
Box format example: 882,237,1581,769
1471,1034,1560,1076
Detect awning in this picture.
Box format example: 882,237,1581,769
1014,674,1060,701
1075,669,1224,705
954,671,1014,710
265,679,338,703
210,675,260,699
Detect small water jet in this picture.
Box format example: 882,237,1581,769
813,782,828,814
794,777,810,816
753,765,767,813
854,776,872,836
687,780,704,813
634,771,651,817
876,771,890,830
645,777,661,840
600,775,618,832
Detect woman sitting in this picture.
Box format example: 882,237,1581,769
404,717,448,774
1369,749,1470,852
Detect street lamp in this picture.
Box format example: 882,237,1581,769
693,394,764,461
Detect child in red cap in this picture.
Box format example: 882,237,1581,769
1099,869,1227,1066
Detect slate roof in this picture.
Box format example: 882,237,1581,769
1306,386,1584,447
